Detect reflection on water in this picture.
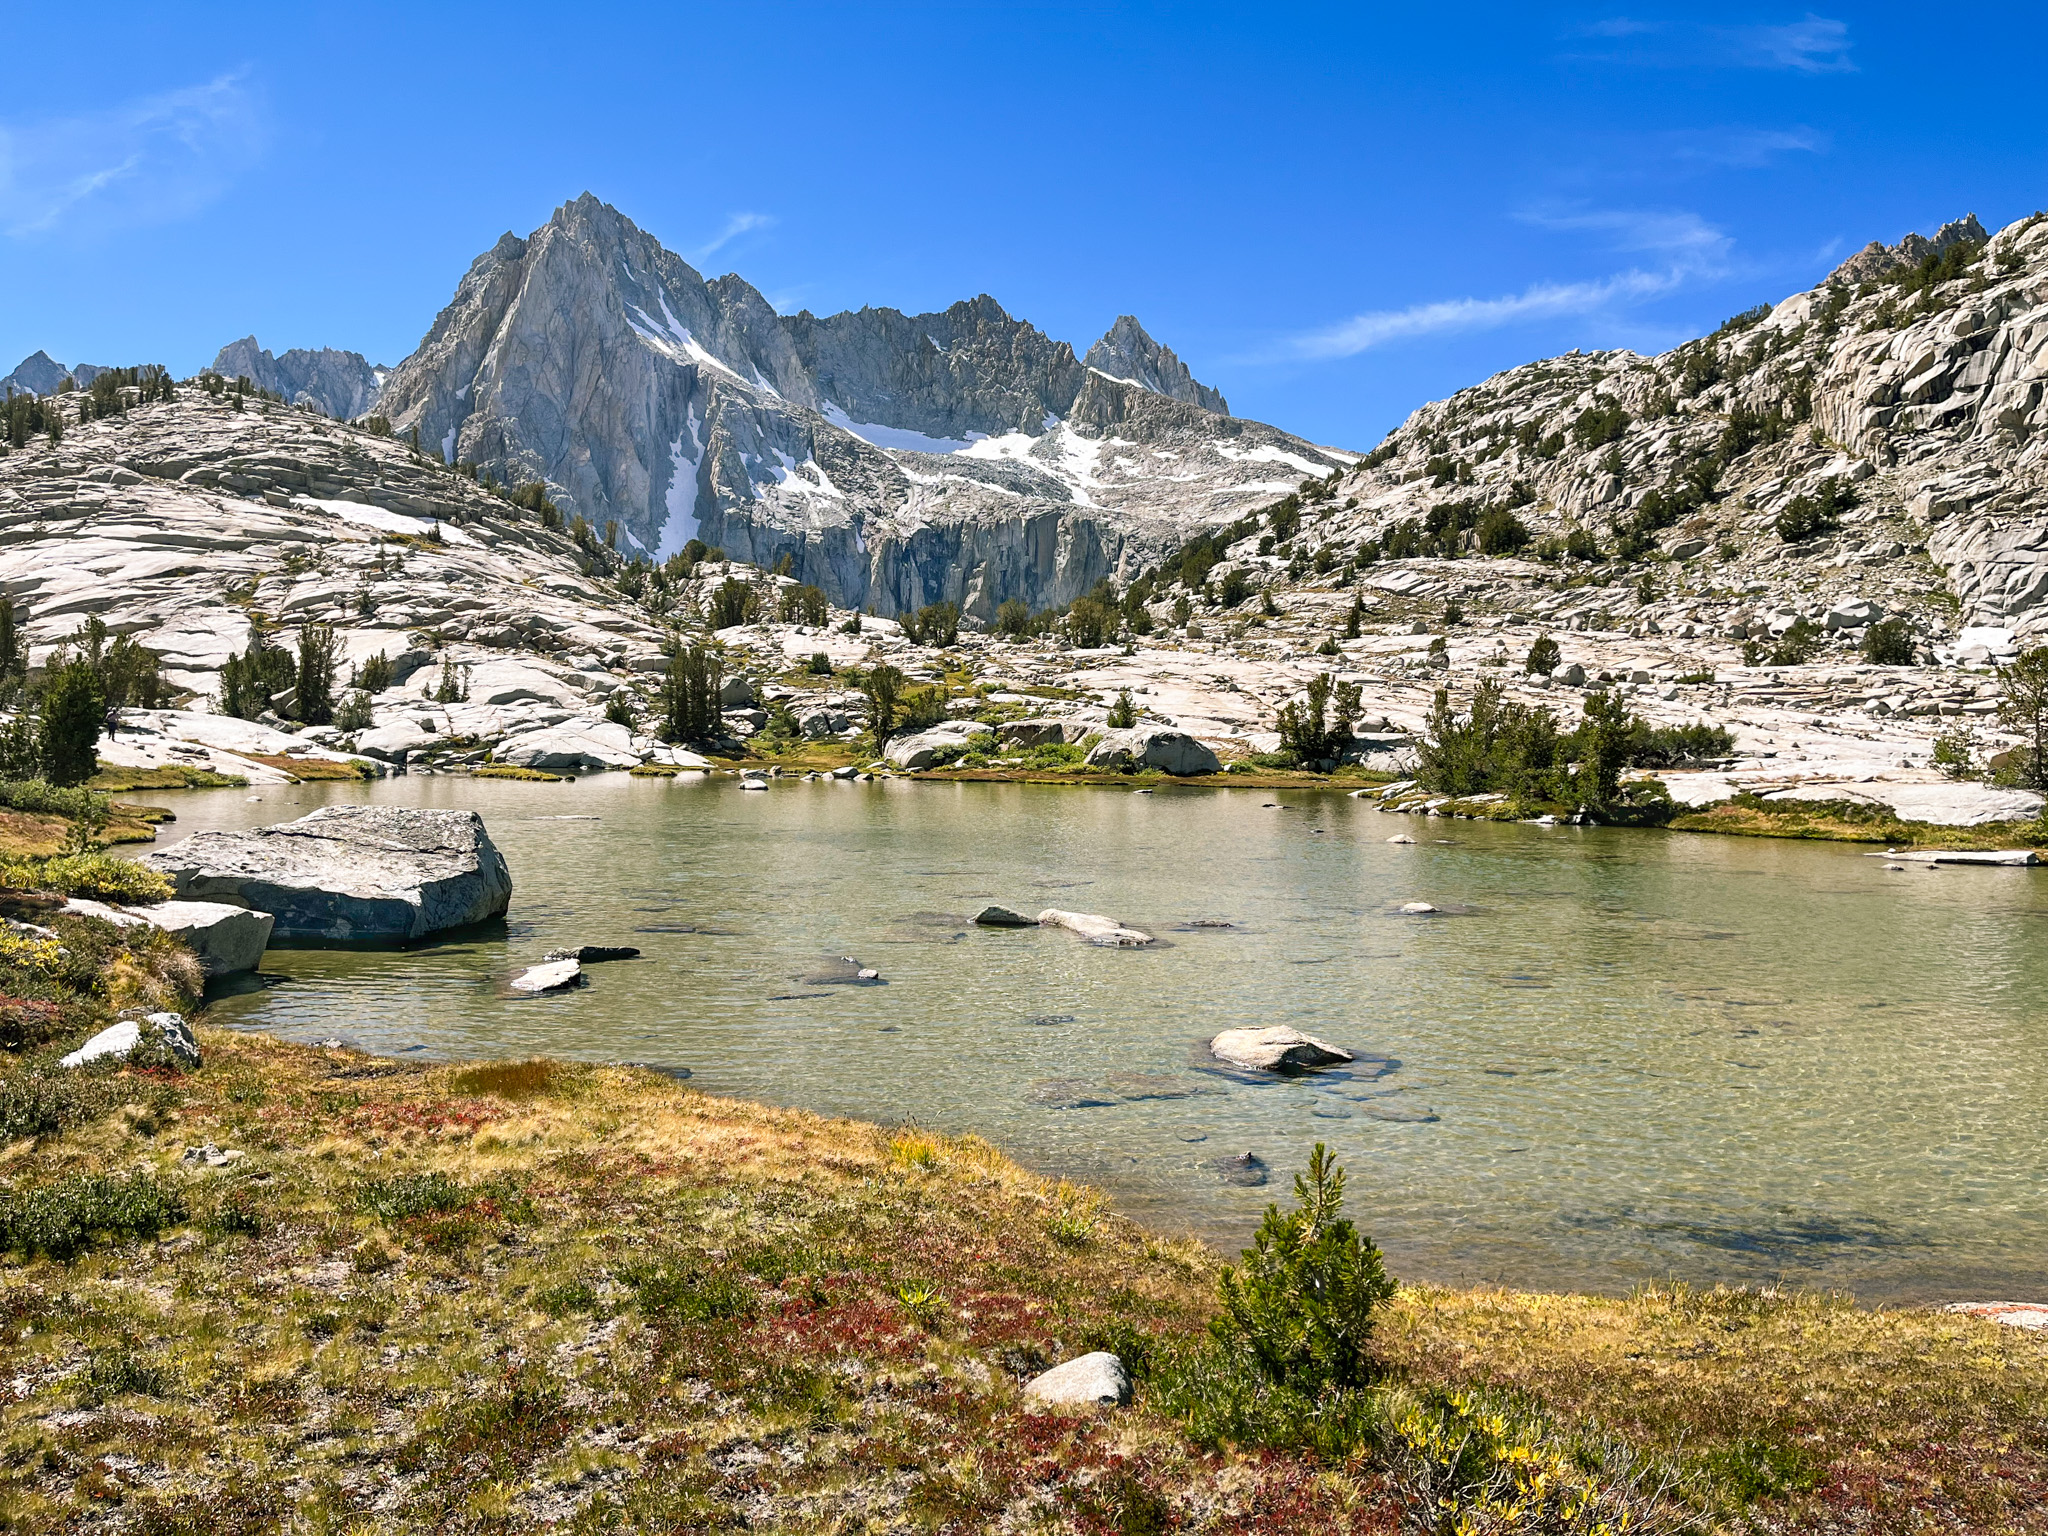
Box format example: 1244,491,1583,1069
167,772,2048,1300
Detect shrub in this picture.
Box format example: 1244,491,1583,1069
1064,596,1115,648
659,643,723,744
1629,722,1735,768
294,624,340,724
994,599,1031,638
1525,636,1560,675
602,690,637,728
899,600,959,647
332,690,374,732
1932,728,1978,780
805,652,832,676
0,1172,187,1261
1216,569,1251,608
1776,477,1856,543
1995,646,2048,792
0,1071,120,1141
1858,618,1913,666
1212,1145,1394,1393
1564,528,1602,562
1476,507,1531,556
1107,690,1136,729
616,1255,756,1321
1570,402,1630,449
0,852,174,902
357,1172,470,1221
1768,618,1823,665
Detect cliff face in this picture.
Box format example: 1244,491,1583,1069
369,195,1300,614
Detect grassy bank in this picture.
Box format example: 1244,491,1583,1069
0,997,2043,1531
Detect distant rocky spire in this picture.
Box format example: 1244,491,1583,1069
1082,315,1228,415
1828,213,1989,286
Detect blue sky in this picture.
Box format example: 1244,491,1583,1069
3,3,2043,447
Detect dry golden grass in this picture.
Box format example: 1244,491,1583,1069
0,1029,2041,1532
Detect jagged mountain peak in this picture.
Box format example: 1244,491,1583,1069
1083,315,1228,416
207,337,387,423
369,194,1333,607
1,350,110,397
1828,212,1991,286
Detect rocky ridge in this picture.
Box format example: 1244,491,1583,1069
209,337,387,421
1,350,110,397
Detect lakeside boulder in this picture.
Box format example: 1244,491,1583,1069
883,721,994,770
64,897,274,978
1085,727,1220,776
141,805,513,941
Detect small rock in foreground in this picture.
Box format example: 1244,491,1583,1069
1210,1026,1354,1072
61,1013,201,1071
1021,1351,1132,1410
180,1143,245,1168
511,959,583,993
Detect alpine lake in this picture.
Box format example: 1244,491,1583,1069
156,771,2048,1302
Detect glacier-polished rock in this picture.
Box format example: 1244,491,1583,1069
142,806,512,941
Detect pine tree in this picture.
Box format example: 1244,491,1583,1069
37,662,105,786
295,625,340,724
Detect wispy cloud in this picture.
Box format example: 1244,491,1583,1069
1656,125,1827,169
1568,14,1854,72
691,211,774,264
1739,15,1854,72
1278,206,1731,361
0,72,264,239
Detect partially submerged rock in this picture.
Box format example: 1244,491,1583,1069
510,958,583,993
543,944,641,963
1036,909,1153,947
61,1012,201,1070
1397,901,1441,915
142,805,513,941
1210,1026,1354,1072
974,904,1037,927
1022,1351,1131,1410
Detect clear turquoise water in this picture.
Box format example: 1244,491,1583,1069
164,773,2048,1300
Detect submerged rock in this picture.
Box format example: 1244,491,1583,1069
1397,901,1441,915
543,944,641,963
1214,1151,1270,1186
142,805,513,941
1022,1352,1131,1410
510,958,583,992
1210,1026,1354,1072
1037,909,1153,947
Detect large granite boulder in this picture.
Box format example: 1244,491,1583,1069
141,805,512,941
61,1012,201,1070
1000,718,1092,748
65,897,274,978
1085,728,1220,776
884,721,993,770
1210,1026,1354,1072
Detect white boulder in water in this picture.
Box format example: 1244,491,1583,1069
510,958,583,992
1036,909,1153,947
141,805,513,941
1209,1026,1354,1072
